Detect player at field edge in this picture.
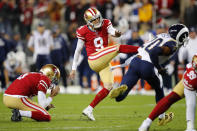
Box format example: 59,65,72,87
3,64,60,122
109,23,190,125
139,54,197,131
69,7,139,121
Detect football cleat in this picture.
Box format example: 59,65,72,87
82,107,95,121
158,112,174,126
109,85,128,99
11,109,22,122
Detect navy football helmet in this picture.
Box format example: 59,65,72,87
168,24,189,46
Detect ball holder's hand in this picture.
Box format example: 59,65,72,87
45,104,55,111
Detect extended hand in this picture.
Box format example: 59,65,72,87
69,70,76,80
115,30,121,37
45,104,55,111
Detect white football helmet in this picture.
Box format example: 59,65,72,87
84,7,103,29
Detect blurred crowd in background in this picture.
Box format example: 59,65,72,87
0,0,197,94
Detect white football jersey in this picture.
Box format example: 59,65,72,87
28,30,54,55
137,33,177,65
4,59,20,78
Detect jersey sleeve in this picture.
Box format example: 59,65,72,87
105,19,112,28
163,40,177,54
104,19,115,36
37,75,51,94
76,26,86,41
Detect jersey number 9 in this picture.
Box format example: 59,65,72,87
94,37,104,51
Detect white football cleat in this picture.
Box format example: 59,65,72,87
82,107,95,121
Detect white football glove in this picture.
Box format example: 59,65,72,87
165,63,174,75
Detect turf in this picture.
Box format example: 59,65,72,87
0,93,196,131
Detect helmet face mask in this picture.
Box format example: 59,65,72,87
40,64,60,88
84,8,103,29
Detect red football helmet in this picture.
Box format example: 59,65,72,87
84,7,103,29
192,54,197,73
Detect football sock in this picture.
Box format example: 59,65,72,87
184,88,196,129
31,111,51,121
145,118,152,126
149,91,181,121
90,88,110,108
186,120,195,130
19,110,32,117
119,45,139,54
86,105,93,112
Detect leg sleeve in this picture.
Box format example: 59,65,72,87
184,88,196,128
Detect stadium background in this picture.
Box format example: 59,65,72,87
1,0,197,94
0,0,197,130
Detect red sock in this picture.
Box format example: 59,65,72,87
149,91,181,121
31,111,51,121
119,45,139,54
90,88,110,108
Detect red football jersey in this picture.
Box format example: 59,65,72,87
183,64,197,91
76,19,112,56
5,72,51,97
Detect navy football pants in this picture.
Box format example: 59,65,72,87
116,57,164,103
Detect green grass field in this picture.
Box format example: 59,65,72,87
0,93,196,131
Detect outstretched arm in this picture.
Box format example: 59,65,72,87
69,39,84,79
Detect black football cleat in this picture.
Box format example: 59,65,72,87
11,109,22,122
